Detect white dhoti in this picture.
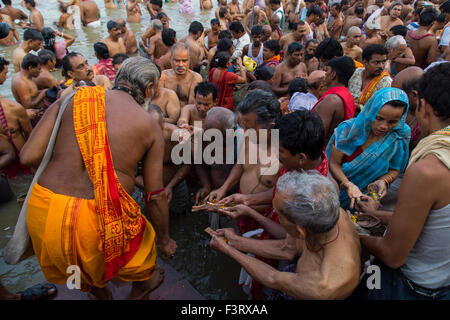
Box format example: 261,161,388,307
86,20,101,28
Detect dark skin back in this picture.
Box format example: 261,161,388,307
313,94,345,142
21,90,165,200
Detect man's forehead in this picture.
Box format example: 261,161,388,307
172,48,189,58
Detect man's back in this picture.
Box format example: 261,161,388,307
38,90,159,199
80,0,99,24
406,32,438,68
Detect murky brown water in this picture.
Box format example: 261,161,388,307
0,0,247,300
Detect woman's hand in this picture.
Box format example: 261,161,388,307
367,179,388,199
345,181,363,209
195,185,212,205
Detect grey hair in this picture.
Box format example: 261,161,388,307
114,56,160,106
206,107,236,130
152,19,163,30
276,170,340,234
170,42,190,57
347,26,361,36
385,35,406,50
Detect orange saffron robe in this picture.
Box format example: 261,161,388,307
358,71,390,107
27,86,157,291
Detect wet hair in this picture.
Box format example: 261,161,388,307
21,53,40,70
419,63,450,121
355,6,364,15
171,42,190,57
254,65,274,81
275,110,324,159
59,2,68,13
211,51,230,68
194,81,218,101
388,1,403,13
2,0,12,5
162,28,176,47
38,49,56,65
156,12,168,20
94,42,110,60
315,38,343,61
341,0,349,5
437,12,446,24
41,27,56,52
287,42,303,55
386,35,406,50
291,20,307,31
152,19,163,30
229,21,245,34
112,53,129,66
218,30,232,40
62,52,82,77
248,80,273,93
305,38,318,49
419,8,437,26
211,18,220,26
386,100,408,109
237,89,281,128
331,3,341,11
264,40,281,55
216,38,233,53
114,57,161,106
328,56,356,87
107,20,120,31
219,6,228,18
288,78,308,96
390,25,408,37
307,4,322,17
24,28,43,42
440,0,450,14
251,25,263,36
276,170,340,234
269,0,281,4
24,0,35,7
362,44,388,62
189,21,204,35
150,0,163,7
0,56,9,72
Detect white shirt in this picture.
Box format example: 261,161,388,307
288,92,318,111
232,32,251,60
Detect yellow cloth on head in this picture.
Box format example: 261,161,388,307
407,126,450,170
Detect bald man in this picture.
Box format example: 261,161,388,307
342,27,363,62
269,14,282,41
307,70,327,100
194,107,237,204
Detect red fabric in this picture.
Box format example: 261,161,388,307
0,102,32,179
342,146,363,163
93,58,116,82
250,154,329,299
209,67,238,111
313,86,356,121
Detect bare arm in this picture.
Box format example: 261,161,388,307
0,135,16,169
20,99,61,168
313,94,340,138
164,91,181,124
13,82,46,109
271,67,288,96
188,75,202,105
360,156,440,269
142,123,172,246
15,103,32,139
176,104,192,127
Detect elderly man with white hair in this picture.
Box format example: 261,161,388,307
342,26,363,62
206,170,361,300
385,34,416,76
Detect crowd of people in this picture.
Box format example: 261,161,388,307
0,0,449,301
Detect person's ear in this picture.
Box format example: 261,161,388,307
297,152,308,168
145,81,154,99
67,70,75,80
296,226,307,240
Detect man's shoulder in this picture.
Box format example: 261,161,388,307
189,70,203,81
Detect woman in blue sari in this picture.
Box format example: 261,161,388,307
327,87,411,210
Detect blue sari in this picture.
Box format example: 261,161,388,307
326,87,411,209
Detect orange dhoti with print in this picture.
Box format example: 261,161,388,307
27,86,157,291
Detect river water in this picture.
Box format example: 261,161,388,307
0,0,248,300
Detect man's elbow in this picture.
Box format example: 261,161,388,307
383,251,406,270
19,148,39,169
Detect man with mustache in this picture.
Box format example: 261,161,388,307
348,44,392,110
59,52,95,98
158,43,203,107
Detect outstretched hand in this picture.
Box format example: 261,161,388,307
205,227,230,254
